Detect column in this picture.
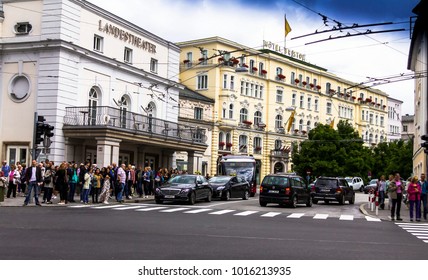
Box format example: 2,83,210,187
95,137,121,167
187,151,203,174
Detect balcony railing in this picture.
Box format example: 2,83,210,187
63,106,207,144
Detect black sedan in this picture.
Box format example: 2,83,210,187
209,176,250,200
154,175,212,205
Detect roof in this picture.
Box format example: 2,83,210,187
402,114,414,122
179,87,214,103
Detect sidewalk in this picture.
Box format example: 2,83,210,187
0,193,155,207
360,197,417,222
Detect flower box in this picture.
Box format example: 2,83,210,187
294,129,299,133
257,123,266,128
198,57,205,62
232,59,240,65
243,64,249,68
255,147,262,151
371,102,376,105
346,94,351,97
226,142,233,147
309,83,314,88
242,120,252,125
357,97,363,101
316,85,321,90
301,130,307,134
277,74,286,80
302,81,307,86
383,105,387,108
252,67,258,72
294,79,300,84
183,59,190,63
218,57,224,62
365,98,372,102
219,141,225,146
261,69,268,74
377,103,381,106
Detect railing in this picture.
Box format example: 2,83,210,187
63,106,207,144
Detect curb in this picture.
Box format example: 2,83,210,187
359,202,390,221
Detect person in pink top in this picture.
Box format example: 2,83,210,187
407,176,422,222
388,172,405,221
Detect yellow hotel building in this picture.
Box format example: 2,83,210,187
177,37,388,183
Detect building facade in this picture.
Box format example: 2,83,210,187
387,97,403,141
0,0,207,171
401,114,415,142
408,0,428,177
177,37,389,182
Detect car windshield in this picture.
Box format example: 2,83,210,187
168,176,196,184
346,178,352,183
316,179,338,188
262,176,289,186
369,179,378,185
209,177,230,184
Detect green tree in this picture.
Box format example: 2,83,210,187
371,139,413,179
292,120,373,181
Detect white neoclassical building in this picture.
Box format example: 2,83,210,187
0,0,207,170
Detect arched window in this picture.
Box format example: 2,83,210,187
222,102,227,118
299,119,304,131
253,137,262,154
239,135,248,153
254,111,262,126
275,115,283,129
229,103,234,119
226,133,232,151
240,108,248,123
88,87,99,125
307,121,311,131
219,132,225,150
275,140,282,150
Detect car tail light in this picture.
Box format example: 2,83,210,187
285,187,291,195
336,187,342,193
260,186,263,192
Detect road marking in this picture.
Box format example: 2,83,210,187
112,206,147,211
209,210,235,215
135,207,168,212
234,211,259,216
287,213,305,219
339,215,354,221
67,205,92,208
416,236,428,239
396,223,428,226
207,200,250,207
261,212,282,218
313,214,329,220
365,216,381,222
411,233,428,236
92,205,126,209
160,208,190,213
184,209,213,214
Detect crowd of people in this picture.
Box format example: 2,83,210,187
374,172,427,222
1,159,189,206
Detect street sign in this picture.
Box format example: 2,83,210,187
43,136,51,148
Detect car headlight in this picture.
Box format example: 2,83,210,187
216,186,225,190
180,189,190,194
155,188,161,194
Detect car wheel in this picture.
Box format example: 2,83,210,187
349,194,355,205
360,186,364,192
155,199,163,204
324,200,329,204
242,190,249,200
290,196,297,208
312,199,318,204
339,194,345,205
259,200,267,207
306,196,312,207
188,192,196,205
223,191,230,201
205,191,212,202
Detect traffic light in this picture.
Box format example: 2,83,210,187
35,116,46,145
43,124,54,138
422,134,428,153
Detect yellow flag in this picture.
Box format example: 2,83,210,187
285,14,292,37
330,118,335,128
287,111,295,133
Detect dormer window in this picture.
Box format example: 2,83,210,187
14,22,32,35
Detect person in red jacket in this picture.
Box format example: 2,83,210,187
407,176,422,222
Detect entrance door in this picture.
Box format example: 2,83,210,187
86,149,97,165
144,155,156,170
119,153,131,166
274,162,285,173
7,146,28,165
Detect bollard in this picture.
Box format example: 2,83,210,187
375,191,379,216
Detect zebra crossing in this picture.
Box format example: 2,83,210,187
396,222,428,243
67,203,381,222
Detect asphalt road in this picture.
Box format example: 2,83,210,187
1,194,427,260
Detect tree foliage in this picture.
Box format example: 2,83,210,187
291,120,412,182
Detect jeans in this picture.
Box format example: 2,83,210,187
378,191,385,209
68,182,76,202
24,181,40,205
82,188,89,203
391,193,403,219
421,193,427,219
117,182,124,202
409,199,421,220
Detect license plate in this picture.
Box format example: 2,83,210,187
321,189,330,193
269,190,279,193
164,195,175,199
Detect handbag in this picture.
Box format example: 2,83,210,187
44,176,52,184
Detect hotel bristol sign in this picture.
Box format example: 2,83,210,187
263,40,306,61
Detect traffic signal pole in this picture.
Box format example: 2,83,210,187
31,112,38,161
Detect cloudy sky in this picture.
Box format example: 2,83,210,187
89,0,420,114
